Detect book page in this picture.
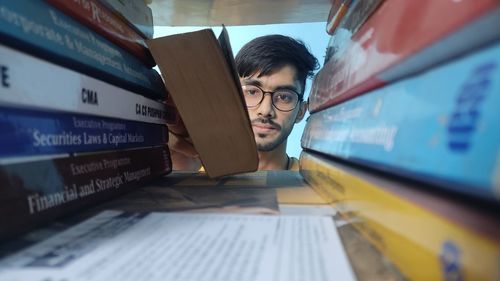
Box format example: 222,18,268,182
0,211,355,281
161,171,305,188
217,25,246,106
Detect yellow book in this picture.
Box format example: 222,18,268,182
300,151,500,281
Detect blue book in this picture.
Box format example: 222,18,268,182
0,106,168,157
302,42,500,201
0,0,165,99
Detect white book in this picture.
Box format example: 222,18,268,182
0,211,356,281
0,44,167,125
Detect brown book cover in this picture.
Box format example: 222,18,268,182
147,27,258,178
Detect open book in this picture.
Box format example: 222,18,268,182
0,210,355,281
147,27,258,178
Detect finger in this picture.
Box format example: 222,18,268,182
170,149,202,171
169,133,198,158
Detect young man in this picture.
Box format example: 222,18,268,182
169,34,318,171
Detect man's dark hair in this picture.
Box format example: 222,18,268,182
235,35,319,98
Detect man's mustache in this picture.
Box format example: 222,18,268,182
251,118,281,130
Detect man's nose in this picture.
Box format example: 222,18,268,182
256,93,275,117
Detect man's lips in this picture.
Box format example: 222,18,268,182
252,123,279,134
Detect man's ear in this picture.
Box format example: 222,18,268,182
295,100,307,123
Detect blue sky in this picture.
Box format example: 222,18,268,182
154,22,330,158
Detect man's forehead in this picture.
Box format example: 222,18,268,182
244,64,297,78
240,65,301,90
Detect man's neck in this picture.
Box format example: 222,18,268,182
257,142,288,170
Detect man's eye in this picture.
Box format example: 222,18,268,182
243,87,259,96
275,93,294,103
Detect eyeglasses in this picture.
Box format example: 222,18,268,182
242,84,301,112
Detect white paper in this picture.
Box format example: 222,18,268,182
279,204,337,216
0,211,355,281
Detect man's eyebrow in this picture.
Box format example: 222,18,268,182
240,79,262,87
241,79,300,93
274,85,300,93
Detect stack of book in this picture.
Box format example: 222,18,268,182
300,0,500,280
0,0,172,241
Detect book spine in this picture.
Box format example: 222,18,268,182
0,106,168,158
45,0,155,66
325,0,384,63
325,0,351,35
0,44,167,125
0,1,165,99
0,146,171,241
302,43,500,200
299,151,500,281
101,0,154,39
309,0,500,113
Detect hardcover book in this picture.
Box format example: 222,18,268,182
147,27,259,178
0,106,168,158
302,42,500,201
324,0,384,63
309,0,500,112
0,0,165,99
101,0,154,39
0,43,167,125
0,146,172,241
45,0,155,66
300,151,500,281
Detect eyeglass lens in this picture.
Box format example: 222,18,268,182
242,85,299,111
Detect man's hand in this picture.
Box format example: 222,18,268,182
168,132,202,171
164,98,202,171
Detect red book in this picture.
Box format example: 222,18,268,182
309,0,500,113
46,0,155,67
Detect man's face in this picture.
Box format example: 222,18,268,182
240,65,306,152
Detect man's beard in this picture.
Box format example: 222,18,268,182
256,133,288,151
252,118,290,152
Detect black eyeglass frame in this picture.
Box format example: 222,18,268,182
242,84,303,112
